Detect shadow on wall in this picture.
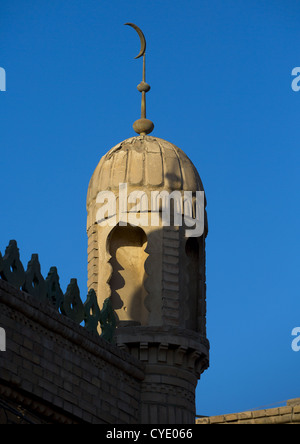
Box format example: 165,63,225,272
108,225,148,327
106,223,206,334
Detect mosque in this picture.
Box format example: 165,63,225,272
0,24,298,425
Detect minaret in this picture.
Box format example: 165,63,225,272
86,24,209,424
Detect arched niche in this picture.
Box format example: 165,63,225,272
108,225,148,326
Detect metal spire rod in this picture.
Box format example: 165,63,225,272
124,23,154,136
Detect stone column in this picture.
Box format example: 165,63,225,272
116,326,209,424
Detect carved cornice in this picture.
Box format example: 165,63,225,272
115,325,209,378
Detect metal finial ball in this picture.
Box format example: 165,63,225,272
137,81,151,93
133,118,154,135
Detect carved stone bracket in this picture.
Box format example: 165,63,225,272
158,342,168,363
174,346,188,366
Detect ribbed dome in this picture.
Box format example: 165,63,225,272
87,136,204,208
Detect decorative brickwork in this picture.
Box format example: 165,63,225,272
0,279,144,424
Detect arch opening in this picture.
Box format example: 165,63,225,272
108,225,148,326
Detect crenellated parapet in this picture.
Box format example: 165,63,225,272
0,240,116,342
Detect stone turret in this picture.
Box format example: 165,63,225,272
86,23,209,424
86,135,209,423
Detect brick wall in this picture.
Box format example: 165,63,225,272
0,279,145,424
196,399,300,424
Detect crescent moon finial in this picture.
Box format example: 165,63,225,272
124,23,154,136
124,23,146,59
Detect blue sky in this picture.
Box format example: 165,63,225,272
1,0,300,417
